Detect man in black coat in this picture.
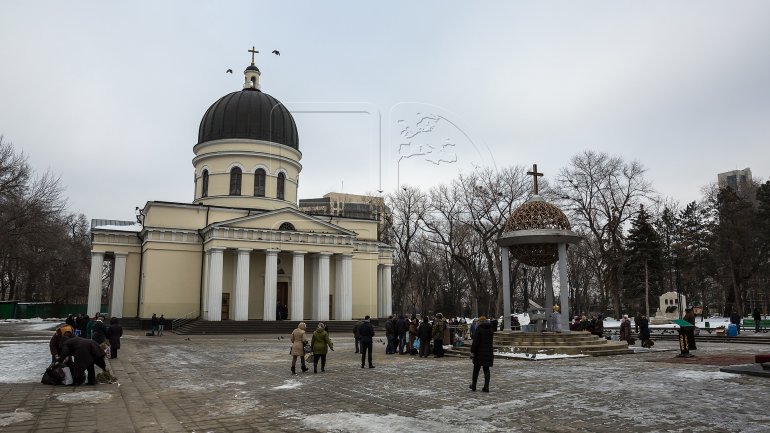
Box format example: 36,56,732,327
417,316,433,358
752,308,762,333
384,315,395,354
396,315,409,354
469,316,494,393
353,319,363,353
358,315,375,368
58,336,108,385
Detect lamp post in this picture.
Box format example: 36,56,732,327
673,254,682,320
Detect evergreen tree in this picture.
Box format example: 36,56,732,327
624,205,664,316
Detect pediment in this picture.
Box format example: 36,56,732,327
212,208,356,236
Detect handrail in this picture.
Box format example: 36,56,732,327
171,310,200,330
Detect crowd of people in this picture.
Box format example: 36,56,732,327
47,312,123,386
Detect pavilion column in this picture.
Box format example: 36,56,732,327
342,254,353,320
377,265,383,317
383,264,392,317
291,251,306,321
202,250,210,319
544,265,554,330
234,248,251,321
501,248,511,332
87,252,105,316
558,243,570,332
263,249,279,321
206,247,225,321
311,255,319,319
110,252,127,318
335,256,343,320
316,252,331,321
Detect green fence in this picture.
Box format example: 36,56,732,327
0,302,108,319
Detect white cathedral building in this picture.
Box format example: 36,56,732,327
87,54,394,322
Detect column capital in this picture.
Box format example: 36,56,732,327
266,248,280,256
113,252,128,258
91,251,105,258
208,247,226,253
237,248,253,254
318,251,332,257
342,253,354,259
292,251,307,256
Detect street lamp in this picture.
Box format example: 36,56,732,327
673,253,682,320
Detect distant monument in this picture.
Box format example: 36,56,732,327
651,291,688,324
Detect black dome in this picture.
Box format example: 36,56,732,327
198,89,299,149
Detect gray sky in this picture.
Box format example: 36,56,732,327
2,1,769,221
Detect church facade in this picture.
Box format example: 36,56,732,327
86,55,394,322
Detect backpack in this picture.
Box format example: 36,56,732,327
41,363,65,385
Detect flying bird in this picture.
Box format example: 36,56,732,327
272,50,280,56
226,69,233,74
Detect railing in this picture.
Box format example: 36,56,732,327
171,310,200,330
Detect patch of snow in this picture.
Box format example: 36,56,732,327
299,412,469,433
272,379,302,390
54,390,113,404
673,370,740,381
0,343,49,383
495,352,589,360
0,409,35,427
92,223,142,232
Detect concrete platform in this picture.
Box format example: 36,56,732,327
719,364,770,378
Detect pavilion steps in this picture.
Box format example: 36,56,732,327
445,331,633,358
172,319,368,335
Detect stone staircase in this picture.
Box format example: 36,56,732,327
172,319,375,335
446,331,633,359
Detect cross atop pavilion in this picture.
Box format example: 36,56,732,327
248,46,259,65
527,163,543,195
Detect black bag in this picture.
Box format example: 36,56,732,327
41,363,65,385
303,341,312,353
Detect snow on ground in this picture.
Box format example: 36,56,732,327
672,370,740,381
54,390,112,404
495,352,588,360
272,379,303,390
0,343,50,383
0,410,35,427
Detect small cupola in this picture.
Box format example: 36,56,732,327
244,46,261,90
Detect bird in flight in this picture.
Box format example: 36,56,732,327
272,50,280,56
226,69,233,74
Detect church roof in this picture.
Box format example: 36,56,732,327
197,89,299,150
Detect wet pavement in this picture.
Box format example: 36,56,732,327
1,323,769,432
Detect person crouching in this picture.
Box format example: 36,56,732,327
58,336,108,385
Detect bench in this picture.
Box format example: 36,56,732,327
740,319,770,332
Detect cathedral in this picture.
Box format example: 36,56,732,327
87,52,394,322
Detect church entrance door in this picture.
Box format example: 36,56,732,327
221,293,230,320
277,282,288,320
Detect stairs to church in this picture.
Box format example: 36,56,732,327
172,319,367,335
445,331,633,359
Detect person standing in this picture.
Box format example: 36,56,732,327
684,308,697,350
432,313,446,358
107,317,123,359
384,315,395,354
158,314,165,336
290,322,309,374
358,315,375,368
417,316,433,358
635,312,643,333
619,315,632,343
353,319,363,353
730,310,741,335
551,306,562,333
469,316,494,392
408,318,418,355
753,308,762,333
396,315,409,354
151,313,159,336
91,316,108,345
638,314,652,348
310,322,334,373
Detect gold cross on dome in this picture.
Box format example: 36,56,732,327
248,46,259,64
527,163,543,195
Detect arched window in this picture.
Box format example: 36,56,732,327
254,168,266,197
229,167,242,195
277,172,285,200
279,222,295,231
201,169,209,197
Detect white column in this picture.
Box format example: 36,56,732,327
383,264,392,317
263,249,279,321
335,255,344,320
311,255,319,319
202,250,210,319
207,248,225,321
377,265,383,318
291,251,306,320
316,252,331,321
501,248,511,332
234,248,251,321
87,252,105,316
544,265,554,330
342,254,353,320
558,243,571,332
110,252,128,318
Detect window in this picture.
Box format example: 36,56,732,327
229,167,242,195
277,172,285,200
201,170,209,197
279,222,295,231
254,168,266,197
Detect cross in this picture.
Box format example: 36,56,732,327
248,46,259,64
527,163,543,195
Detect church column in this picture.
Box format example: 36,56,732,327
382,264,392,317
558,243,571,332
202,250,210,319
376,265,383,317
501,248,511,332
234,248,251,321
207,247,225,321
544,265,554,330
341,254,353,320
335,255,343,320
87,252,105,316
311,255,319,319
316,252,331,321
291,251,306,321
263,249,279,321
110,252,128,318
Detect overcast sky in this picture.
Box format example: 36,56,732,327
2,1,769,221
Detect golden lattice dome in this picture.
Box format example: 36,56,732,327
504,196,571,267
